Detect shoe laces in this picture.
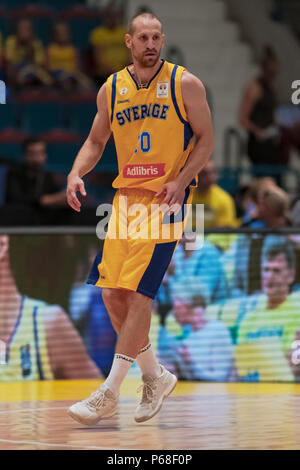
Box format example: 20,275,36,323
137,381,157,404
82,389,106,410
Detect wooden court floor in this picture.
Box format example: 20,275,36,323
1,379,300,450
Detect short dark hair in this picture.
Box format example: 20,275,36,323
22,136,45,154
127,11,162,35
262,241,296,271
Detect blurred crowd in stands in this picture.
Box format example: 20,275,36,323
0,1,299,228
0,2,128,92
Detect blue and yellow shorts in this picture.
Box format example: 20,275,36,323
87,186,194,299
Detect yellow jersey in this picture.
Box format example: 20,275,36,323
0,296,54,382
5,35,45,66
89,26,128,73
192,184,239,229
106,60,196,193
47,44,77,72
235,295,300,382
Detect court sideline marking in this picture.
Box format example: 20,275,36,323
0,406,68,414
0,438,125,450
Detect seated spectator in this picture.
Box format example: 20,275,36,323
89,4,130,86
192,159,239,229
5,19,52,89
47,21,94,92
5,136,68,225
242,183,291,228
237,177,277,225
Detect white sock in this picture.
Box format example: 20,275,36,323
104,353,134,396
136,343,162,379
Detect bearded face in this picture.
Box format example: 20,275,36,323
126,18,165,70
131,39,162,68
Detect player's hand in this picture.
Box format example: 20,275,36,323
155,181,185,216
66,173,86,212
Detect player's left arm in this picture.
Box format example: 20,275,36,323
45,307,103,379
156,71,214,212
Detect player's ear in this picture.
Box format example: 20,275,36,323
161,33,166,49
125,33,132,49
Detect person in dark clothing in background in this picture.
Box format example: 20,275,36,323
239,45,281,178
4,136,67,225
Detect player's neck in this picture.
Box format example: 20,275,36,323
267,292,288,310
130,59,163,86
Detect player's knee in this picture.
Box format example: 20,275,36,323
102,288,126,308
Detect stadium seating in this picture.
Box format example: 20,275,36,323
46,142,83,173
16,89,66,134
0,103,18,131
60,5,103,50
0,163,9,206
0,128,28,161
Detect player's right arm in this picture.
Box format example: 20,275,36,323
67,83,111,212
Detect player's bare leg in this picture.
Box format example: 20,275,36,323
102,287,128,334
102,288,162,378
68,288,177,425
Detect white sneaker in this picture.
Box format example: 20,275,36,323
134,365,177,423
68,383,118,426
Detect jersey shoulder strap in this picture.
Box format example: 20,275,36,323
106,72,118,125
168,62,189,123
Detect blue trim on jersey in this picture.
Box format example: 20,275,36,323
171,65,194,150
184,121,193,151
162,185,190,224
5,295,24,363
146,59,165,88
136,241,178,299
111,73,117,123
171,65,186,124
87,249,103,285
33,306,45,380
126,59,165,90
126,67,139,90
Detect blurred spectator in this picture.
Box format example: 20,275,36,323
242,183,291,228
47,21,94,92
0,234,102,381
232,239,300,382
5,19,52,89
4,136,68,225
158,294,233,381
89,4,129,86
192,159,239,229
239,45,281,177
237,177,277,225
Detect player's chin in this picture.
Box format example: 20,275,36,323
143,55,159,66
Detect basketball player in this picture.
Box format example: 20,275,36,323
0,235,102,381
67,12,214,425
